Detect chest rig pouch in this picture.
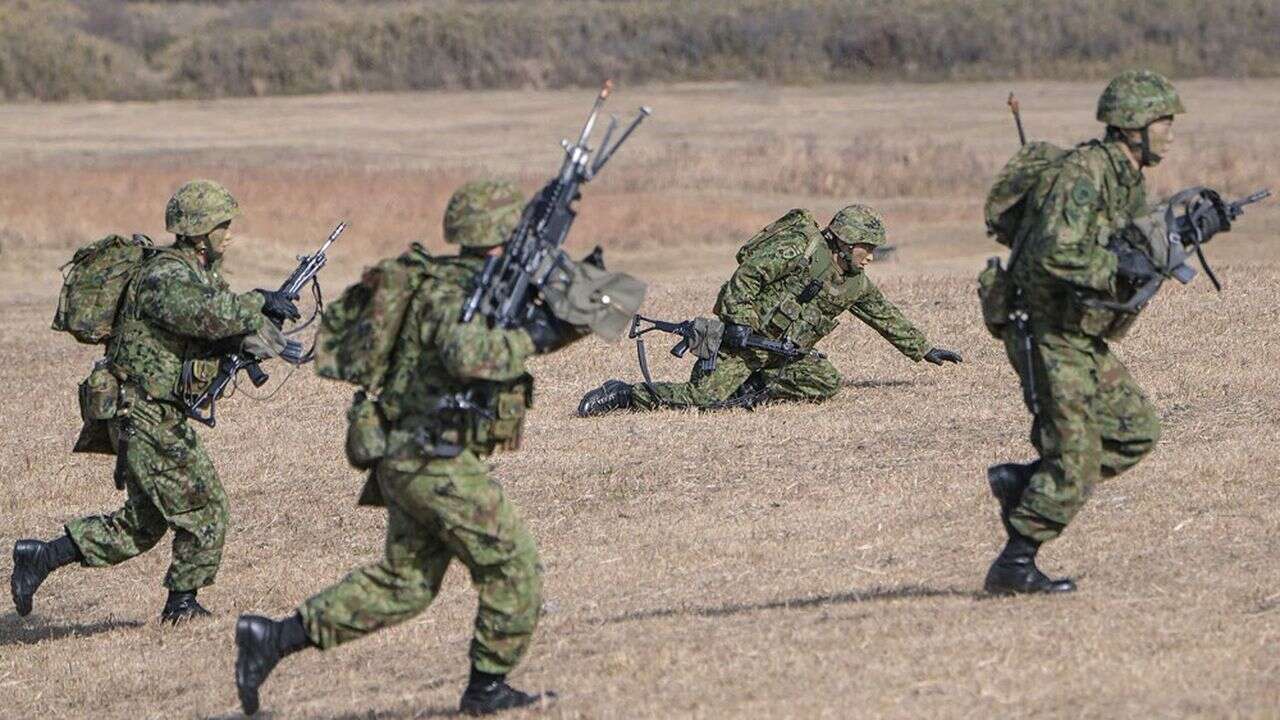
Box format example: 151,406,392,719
760,240,843,353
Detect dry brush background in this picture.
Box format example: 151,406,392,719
5,0,1280,101
1,80,1279,718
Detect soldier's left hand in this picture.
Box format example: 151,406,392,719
256,289,302,323
924,347,963,365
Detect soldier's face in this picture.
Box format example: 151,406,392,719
1146,117,1175,161
207,223,234,254
850,245,875,269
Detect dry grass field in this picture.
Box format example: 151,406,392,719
1,80,1279,719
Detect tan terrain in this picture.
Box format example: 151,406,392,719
1,80,1278,719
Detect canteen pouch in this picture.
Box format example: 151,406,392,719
345,390,388,470
978,257,1013,339
79,360,121,422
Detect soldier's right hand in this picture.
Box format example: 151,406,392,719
722,323,753,349
241,322,290,361
524,303,573,354
1111,242,1160,281
255,289,302,323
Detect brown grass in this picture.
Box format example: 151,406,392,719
1,80,1278,719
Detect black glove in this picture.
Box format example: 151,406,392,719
256,289,301,323
524,304,568,354
1175,189,1230,243
1111,243,1160,281
722,323,753,350
923,347,963,365
281,340,305,365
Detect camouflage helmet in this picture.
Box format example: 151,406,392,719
826,204,887,248
443,180,524,248
165,179,241,236
1096,70,1185,129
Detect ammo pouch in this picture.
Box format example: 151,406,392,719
74,360,122,455
345,390,388,470
760,296,836,354
405,375,534,458
469,375,534,452
178,358,221,401
977,257,1013,339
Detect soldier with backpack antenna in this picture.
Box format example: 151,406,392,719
11,180,309,624
976,71,1269,595
233,81,649,718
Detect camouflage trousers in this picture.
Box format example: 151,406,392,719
65,397,228,591
1003,326,1161,542
299,447,542,676
630,348,840,410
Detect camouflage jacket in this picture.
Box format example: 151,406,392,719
1011,139,1146,337
711,214,929,360
108,243,265,403
379,254,537,453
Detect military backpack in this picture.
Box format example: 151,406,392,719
52,234,156,345
314,243,433,471
983,141,1068,248
735,208,824,264
977,141,1069,338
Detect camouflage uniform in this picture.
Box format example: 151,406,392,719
297,182,544,676
999,73,1181,544
66,190,266,591
630,206,930,410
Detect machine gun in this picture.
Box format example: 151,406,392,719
627,314,826,392
1089,188,1271,313
461,80,651,329
185,221,347,427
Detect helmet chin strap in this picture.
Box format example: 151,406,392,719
823,230,854,272
1138,126,1160,167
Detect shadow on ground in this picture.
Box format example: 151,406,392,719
598,584,985,625
845,378,914,390
0,614,144,646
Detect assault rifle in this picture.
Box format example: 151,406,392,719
628,314,825,391
1089,188,1271,313
185,221,347,428
461,80,651,328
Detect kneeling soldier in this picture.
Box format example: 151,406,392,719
579,205,961,415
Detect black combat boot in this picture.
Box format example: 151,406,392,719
160,589,212,624
577,380,632,417
716,374,769,410
10,535,82,616
459,668,549,716
984,531,1076,595
987,461,1039,532
235,612,313,716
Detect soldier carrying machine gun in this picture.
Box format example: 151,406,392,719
462,80,649,341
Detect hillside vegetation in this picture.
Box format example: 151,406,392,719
4,0,1280,101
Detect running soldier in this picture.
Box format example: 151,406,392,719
233,181,586,716
983,71,1184,594
10,180,302,623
